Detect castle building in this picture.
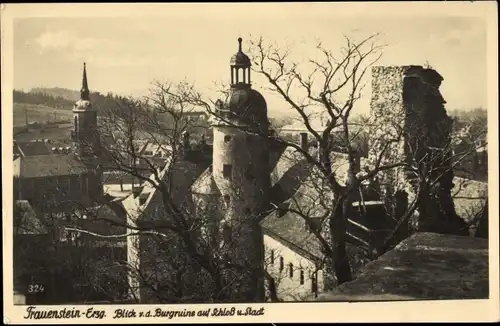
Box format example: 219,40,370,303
209,37,271,301
125,38,394,303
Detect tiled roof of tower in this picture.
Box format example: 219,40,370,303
18,154,88,178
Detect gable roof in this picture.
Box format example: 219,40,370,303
18,154,88,178
15,141,52,156
191,167,220,196
122,157,209,225
262,164,332,262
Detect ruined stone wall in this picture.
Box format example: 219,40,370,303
367,66,413,207
367,65,468,236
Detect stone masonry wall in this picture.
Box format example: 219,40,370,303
367,65,468,236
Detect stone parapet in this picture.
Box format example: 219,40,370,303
317,232,488,301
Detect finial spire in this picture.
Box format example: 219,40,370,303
80,62,90,100
238,37,243,52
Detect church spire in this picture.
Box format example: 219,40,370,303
80,62,90,100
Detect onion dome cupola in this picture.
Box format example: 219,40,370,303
223,38,268,129
73,63,96,112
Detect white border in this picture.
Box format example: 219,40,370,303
2,2,499,323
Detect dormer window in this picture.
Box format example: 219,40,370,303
277,201,292,218
223,164,232,180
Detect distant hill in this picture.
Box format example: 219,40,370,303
30,87,81,102
14,89,75,111
14,88,119,112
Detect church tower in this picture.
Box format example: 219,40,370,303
211,38,271,302
72,63,99,158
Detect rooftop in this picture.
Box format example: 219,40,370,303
14,140,52,157
17,154,88,178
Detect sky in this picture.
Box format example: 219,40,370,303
12,3,489,119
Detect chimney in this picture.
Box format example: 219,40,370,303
300,132,308,151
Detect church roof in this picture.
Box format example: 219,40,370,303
73,63,95,111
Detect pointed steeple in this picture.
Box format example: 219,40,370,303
80,62,90,100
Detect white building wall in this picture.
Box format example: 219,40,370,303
13,156,21,176
264,235,324,301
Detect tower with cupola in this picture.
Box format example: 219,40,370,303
211,38,271,302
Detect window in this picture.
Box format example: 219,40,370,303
223,164,232,180
300,270,305,285
244,164,255,180
81,176,88,195
223,224,232,243
223,195,231,207
277,201,291,218
139,194,148,206
289,263,294,278
311,274,318,295
279,257,284,272
270,249,275,264
224,135,232,143
74,116,78,133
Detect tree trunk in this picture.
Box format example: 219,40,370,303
329,196,353,285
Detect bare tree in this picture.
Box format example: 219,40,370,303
186,34,391,286
177,35,488,287
27,35,489,303
60,85,288,303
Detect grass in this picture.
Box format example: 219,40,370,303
13,103,74,146
13,103,73,127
